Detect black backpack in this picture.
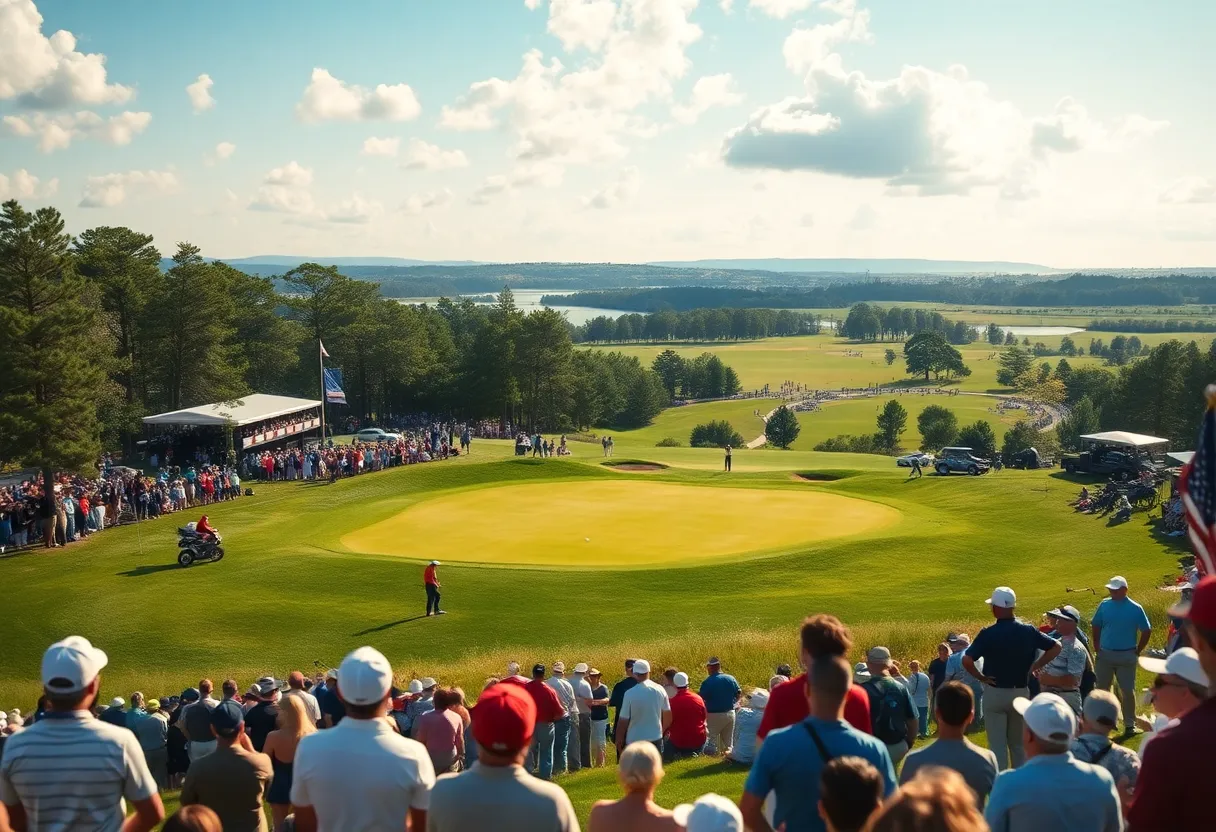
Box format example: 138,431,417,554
863,678,909,744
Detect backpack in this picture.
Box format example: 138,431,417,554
863,678,909,745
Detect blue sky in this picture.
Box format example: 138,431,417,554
2,0,1214,266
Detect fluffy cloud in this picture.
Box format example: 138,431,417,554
673,73,743,124
0,168,57,199
3,109,151,152
547,0,618,51
214,141,236,160
0,0,134,108
327,194,383,224
401,138,469,170
1160,177,1216,205
296,68,421,122
583,166,640,208
747,0,814,18
782,9,871,75
469,163,564,204
402,188,454,214
249,162,383,223
186,73,215,113
361,136,401,156
79,169,178,208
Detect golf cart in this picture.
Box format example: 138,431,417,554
935,447,991,476
1061,431,1168,480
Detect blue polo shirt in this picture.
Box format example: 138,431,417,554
985,752,1121,832
1091,597,1152,651
699,672,742,714
965,618,1060,689
744,717,895,832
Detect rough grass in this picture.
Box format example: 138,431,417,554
790,393,1024,450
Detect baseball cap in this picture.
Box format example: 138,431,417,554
429,560,440,565
1139,647,1210,688
1046,605,1081,622
41,636,109,694
1169,575,1216,629
420,676,437,689
407,679,424,694
573,662,589,674
588,667,601,676
986,586,1017,609
472,682,536,753
673,672,690,688
706,656,721,666
749,689,770,709
1081,690,1120,728
948,632,970,644
146,699,161,711
181,688,200,703
552,661,566,674
337,646,394,706
532,663,546,677
632,659,651,675
325,668,339,681
1106,575,1128,591
1014,693,1076,743
211,699,245,737
866,646,892,664
109,697,125,708
853,662,872,684
673,793,744,832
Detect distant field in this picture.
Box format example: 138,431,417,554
606,397,778,446
789,393,1023,451
799,304,1216,327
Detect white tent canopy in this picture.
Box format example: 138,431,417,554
1167,451,1195,466
1079,431,1169,449
143,394,321,428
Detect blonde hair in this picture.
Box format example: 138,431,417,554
618,742,665,792
278,695,316,741
864,767,986,832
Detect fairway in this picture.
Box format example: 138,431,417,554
341,480,903,567
790,393,1023,450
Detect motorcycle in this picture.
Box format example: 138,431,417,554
177,527,224,567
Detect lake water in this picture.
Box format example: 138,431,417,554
976,325,1085,336
398,290,638,326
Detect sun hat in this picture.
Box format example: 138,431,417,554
407,679,424,694
1014,693,1076,743
552,661,566,674
633,659,651,675
1106,576,1129,591
420,676,437,689
256,676,280,696
866,646,891,664
41,636,108,694
986,586,1017,609
472,682,536,753
337,646,394,706
706,657,721,666
673,672,690,688
1139,647,1209,688
573,662,589,674
1046,605,1081,622
673,793,744,832
1170,576,1216,629
210,699,245,737
588,668,601,676
749,689,770,709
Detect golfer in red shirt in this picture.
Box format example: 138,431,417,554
424,560,445,616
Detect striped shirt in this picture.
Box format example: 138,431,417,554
0,711,158,832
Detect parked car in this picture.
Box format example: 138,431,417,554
1061,447,1158,479
354,428,402,443
896,452,935,468
934,447,991,476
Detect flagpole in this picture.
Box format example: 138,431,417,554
319,340,327,447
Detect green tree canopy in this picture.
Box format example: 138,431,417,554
956,421,997,459
917,404,958,451
765,405,801,449
690,420,744,448
904,330,967,381
876,400,908,452
997,345,1034,386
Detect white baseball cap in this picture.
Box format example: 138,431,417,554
420,676,437,689
573,662,589,674
1139,647,1209,688
633,659,651,675
1013,693,1076,743
1106,576,1128,591
986,586,1017,609
749,689,770,709
336,646,394,706
429,560,440,566
673,672,690,688
407,679,423,694
674,793,743,832
853,662,872,684
41,636,108,694
866,646,891,664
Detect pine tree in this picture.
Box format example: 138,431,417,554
765,405,801,449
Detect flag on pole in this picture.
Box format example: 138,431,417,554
1181,384,1216,577
323,367,347,405
320,341,330,359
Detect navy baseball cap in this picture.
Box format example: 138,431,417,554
210,699,244,737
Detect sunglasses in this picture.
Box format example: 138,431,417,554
1152,676,1188,690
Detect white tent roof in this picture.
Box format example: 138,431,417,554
1167,451,1195,466
1079,430,1169,448
143,394,321,428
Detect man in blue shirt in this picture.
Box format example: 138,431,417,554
963,586,1060,771
698,657,741,756
985,693,1121,832
1091,575,1152,735
741,654,895,832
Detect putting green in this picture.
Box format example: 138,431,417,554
341,480,902,567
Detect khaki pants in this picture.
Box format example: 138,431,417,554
884,739,909,766
982,686,1028,771
1095,648,1138,731
706,711,735,755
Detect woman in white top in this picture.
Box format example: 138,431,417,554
727,689,768,765
906,660,932,738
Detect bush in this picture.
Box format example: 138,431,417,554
813,433,882,454
655,437,683,447
690,420,744,448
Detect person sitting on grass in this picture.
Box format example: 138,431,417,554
818,757,884,832
589,741,679,832
664,672,707,762
726,689,768,766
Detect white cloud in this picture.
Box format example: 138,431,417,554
547,0,618,52
362,136,401,156
469,163,564,204
525,0,543,8
400,138,469,170
3,109,151,152
327,194,383,224
402,188,454,214
0,168,57,200
782,10,871,75
249,161,384,223
583,165,640,208
214,141,236,160
720,0,734,12
80,169,178,208
747,0,814,18
0,0,134,108
296,68,421,122
673,73,743,124
264,161,313,188
186,73,215,113
1160,177,1216,204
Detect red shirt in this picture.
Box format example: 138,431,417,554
524,679,563,724
756,673,871,739
424,565,438,585
1127,697,1216,831
668,689,708,750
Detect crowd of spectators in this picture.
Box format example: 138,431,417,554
2,574,1211,831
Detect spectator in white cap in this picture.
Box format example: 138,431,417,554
1070,690,1140,811
984,693,1121,832
1091,575,1152,735
545,662,577,775
405,677,437,733
674,793,743,832
726,689,768,766
572,662,594,770
615,659,672,758
291,646,436,832
0,636,165,832
1135,646,1209,755
962,586,1061,770
665,671,708,762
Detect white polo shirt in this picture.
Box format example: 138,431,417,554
291,716,435,831
0,711,158,832
619,679,671,743
283,688,322,725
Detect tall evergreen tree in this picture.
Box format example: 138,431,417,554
765,405,801,449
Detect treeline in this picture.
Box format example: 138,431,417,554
0,200,671,476
840,303,977,344
1088,318,1216,333
551,274,1216,312
574,308,821,343
651,350,742,400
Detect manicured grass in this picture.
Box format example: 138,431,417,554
606,397,779,447
789,393,1024,450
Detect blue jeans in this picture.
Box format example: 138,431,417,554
917,707,929,737
553,715,573,774
526,720,555,780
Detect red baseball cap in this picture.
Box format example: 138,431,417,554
472,682,536,753
1171,575,1216,630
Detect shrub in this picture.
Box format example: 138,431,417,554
690,420,744,448
655,437,683,447
814,434,882,454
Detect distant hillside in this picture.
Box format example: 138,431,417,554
647,258,1058,275
158,255,479,272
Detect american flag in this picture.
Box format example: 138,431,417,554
1181,384,1216,576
